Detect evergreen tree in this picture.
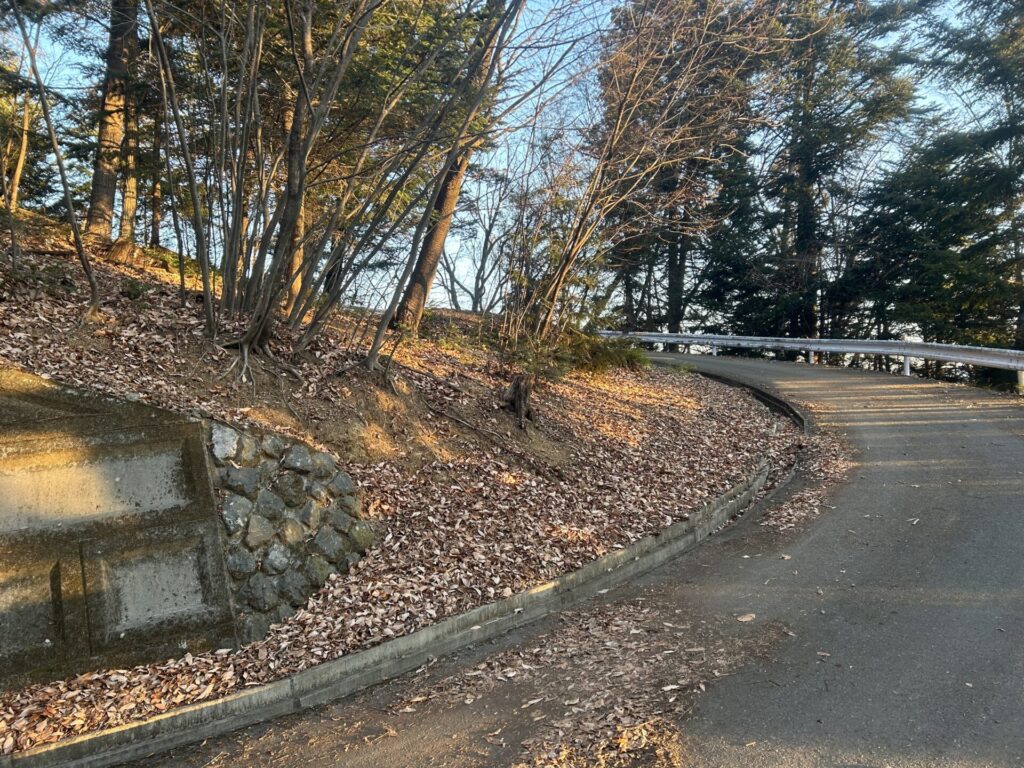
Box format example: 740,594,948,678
852,131,1019,353
929,0,1024,348
764,0,913,339
694,141,782,336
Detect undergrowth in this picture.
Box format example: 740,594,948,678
561,334,649,374
502,333,649,385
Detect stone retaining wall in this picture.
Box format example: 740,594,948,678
0,364,377,686
207,424,375,643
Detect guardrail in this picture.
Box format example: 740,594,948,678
599,331,1024,384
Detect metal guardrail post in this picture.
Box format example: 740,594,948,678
903,356,911,377
1018,370,1024,393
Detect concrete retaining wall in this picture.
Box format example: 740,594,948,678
0,370,236,689
0,367,375,688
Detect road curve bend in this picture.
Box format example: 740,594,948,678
135,357,1024,768
662,355,1024,768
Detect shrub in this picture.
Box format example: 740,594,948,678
502,333,649,380
561,334,649,373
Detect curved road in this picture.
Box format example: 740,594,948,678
136,357,1024,768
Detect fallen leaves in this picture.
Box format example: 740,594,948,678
394,600,779,766
0,251,815,755
757,429,854,532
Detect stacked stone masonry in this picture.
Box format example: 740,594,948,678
208,424,375,643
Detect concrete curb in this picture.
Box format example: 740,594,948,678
685,368,810,434
6,383,802,768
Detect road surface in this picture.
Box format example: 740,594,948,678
133,357,1024,768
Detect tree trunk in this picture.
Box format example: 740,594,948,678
111,88,139,261
147,0,215,335
281,83,306,319
1015,263,1024,351
283,198,306,317
394,150,472,332
623,267,638,329
503,372,536,429
7,90,31,211
788,41,820,341
665,233,687,351
791,145,821,337
86,0,138,242
149,109,162,247
666,240,684,333
241,69,308,349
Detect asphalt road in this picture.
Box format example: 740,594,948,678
135,357,1024,768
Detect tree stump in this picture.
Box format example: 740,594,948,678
503,373,537,429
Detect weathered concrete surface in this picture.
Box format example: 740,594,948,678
0,368,236,689
130,357,1024,768
0,443,192,533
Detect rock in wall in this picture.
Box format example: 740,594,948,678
207,423,375,643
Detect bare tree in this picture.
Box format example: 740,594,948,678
503,0,779,344
9,0,100,318
391,0,519,334
435,146,538,314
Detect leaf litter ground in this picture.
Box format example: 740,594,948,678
0,247,848,754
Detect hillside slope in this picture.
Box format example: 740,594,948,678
0,234,809,753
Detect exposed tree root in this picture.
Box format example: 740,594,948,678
219,336,302,387
424,400,506,442
108,239,138,264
